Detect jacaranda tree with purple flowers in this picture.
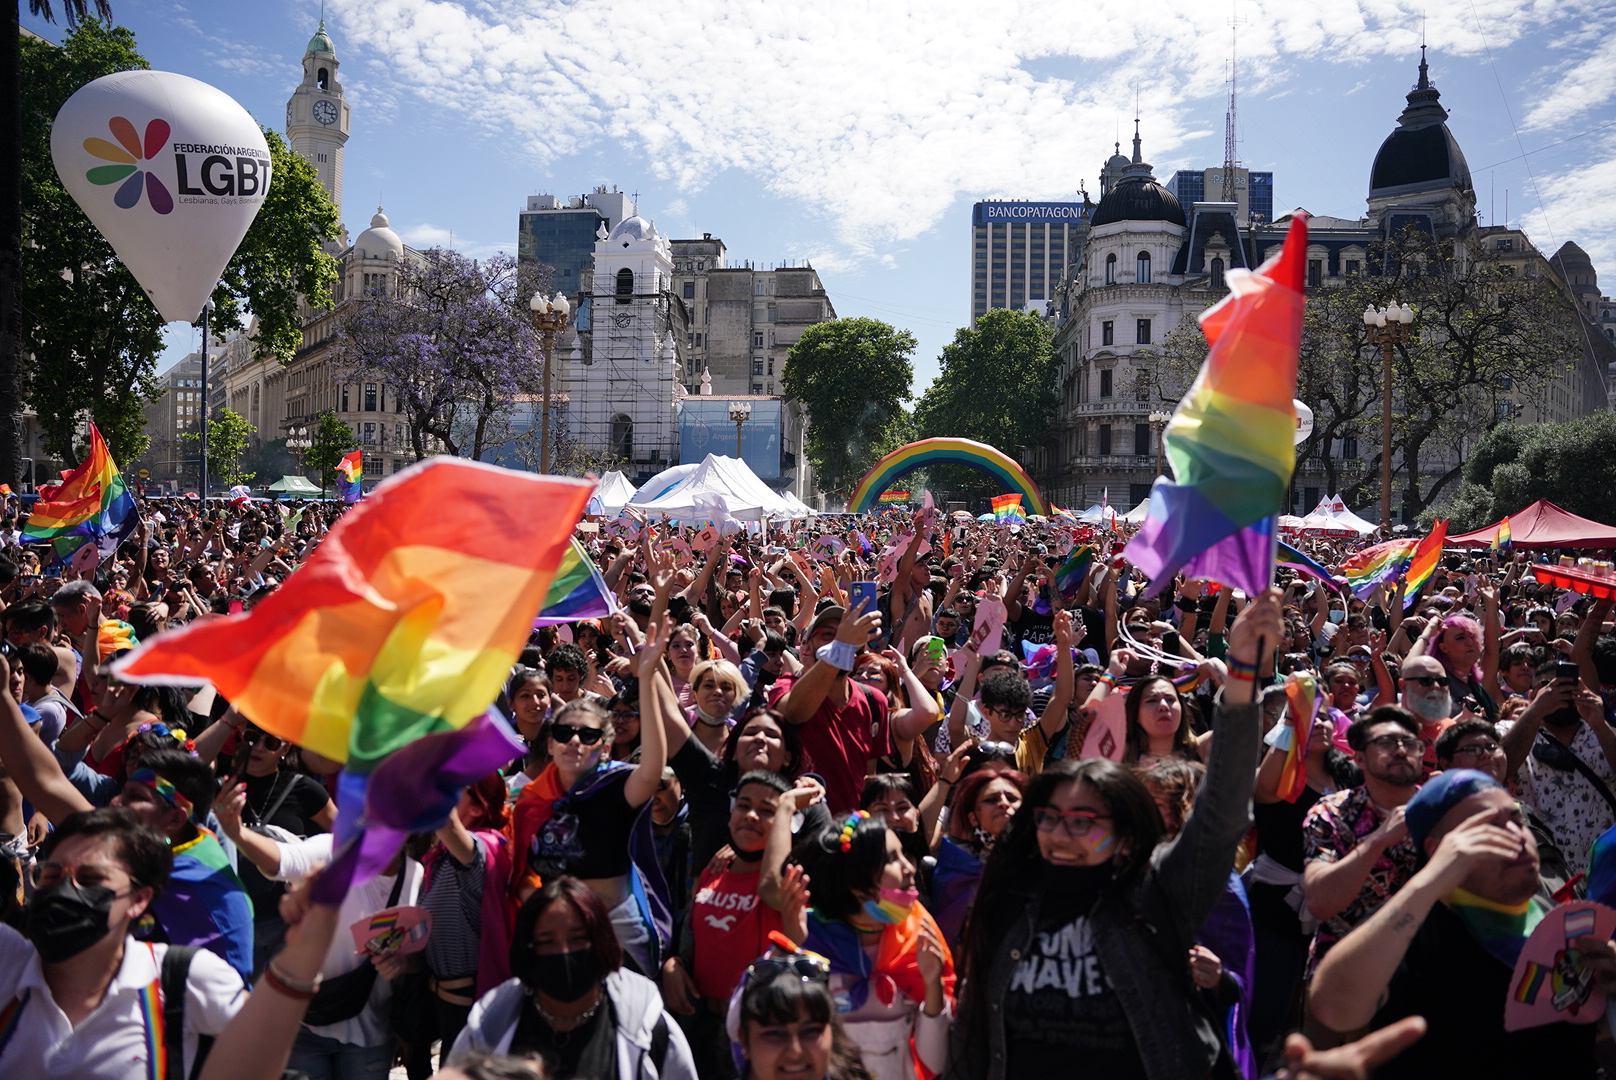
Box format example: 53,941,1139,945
336,248,543,463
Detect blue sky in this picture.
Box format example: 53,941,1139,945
26,0,1616,396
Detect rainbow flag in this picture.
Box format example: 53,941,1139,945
1054,544,1097,600
1402,520,1448,608
1124,215,1308,597
335,449,363,503
878,490,910,504
1341,538,1418,599
1277,540,1341,590
1052,505,1078,524
1491,516,1513,551
991,493,1025,523
532,538,617,625
20,422,136,558
1514,960,1550,1004
1278,671,1320,802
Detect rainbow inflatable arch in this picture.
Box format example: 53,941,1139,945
847,438,1048,516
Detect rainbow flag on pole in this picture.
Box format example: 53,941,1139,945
1278,671,1320,802
1054,544,1097,600
1124,215,1309,596
335,450,363,503
533,538,618,625
20,422,137,558
1491,516,1512,551
1401,520,1449,607
1340,538,1419,599
991,494,1025,523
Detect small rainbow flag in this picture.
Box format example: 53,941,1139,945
137,975,166,1080
1054,544,1097,600
878,490,910,503
370,909,400,932
1278,671,1320,803
0,484,11,496
1491,516,1513,551
532,538,617,626
991,493,1025,523
1124,214,1309,597
1052,506,1078,524
335,449,363,503
1514,960,1550,1004
1277,540,1340,590
1402,520,1448,608
1340,538,1419,599
20,422,136,558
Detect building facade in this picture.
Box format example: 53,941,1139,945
285,21,351,234
135,353,205,489
969,201,1092,325
1166,167,1274,229
518,188,633,296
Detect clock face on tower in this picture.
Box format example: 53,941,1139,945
313,99,338,126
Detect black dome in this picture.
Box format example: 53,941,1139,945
1369,51,1472,198
1090,179,1187,228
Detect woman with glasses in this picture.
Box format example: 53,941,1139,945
929,762,1027,948
948,589,1279,1080
727,943,873,1080
507,617,672,976
772,805,954,1080
448,875,698,1080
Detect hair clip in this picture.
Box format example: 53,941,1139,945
838,810,868,852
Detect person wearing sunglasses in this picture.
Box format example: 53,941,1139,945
949,587,1279,1080
507,616,673,977
725,943,873,1080
1300,707,1424,979
930,763,1027,949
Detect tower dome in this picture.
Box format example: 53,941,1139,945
307,20,336,57
1091,123,1187,228
1369,48,1472,198
354,208,403,260
608,215,655,243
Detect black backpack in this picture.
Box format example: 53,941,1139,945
161,946,307,1080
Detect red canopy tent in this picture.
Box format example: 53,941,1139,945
1448,500,1616,549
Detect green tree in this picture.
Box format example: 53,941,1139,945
914,309,1057,496
1430,410,1616,529
182,406,255,488
2,0,112,486
781,317,914,498
301,409,354,496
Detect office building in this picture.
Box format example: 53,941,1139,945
518,187,633,296
969,201,1092,324
1165,166,1274,228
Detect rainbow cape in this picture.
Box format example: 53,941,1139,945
1054,544,1097,600
1124,215,1308,597
21,422,137,559
1492,516,1513,551
1402,520,1448,608
1278,671,1320,803
335,449,363,503
532,538,617,625
1340,538,1418,599
991,493,1025,523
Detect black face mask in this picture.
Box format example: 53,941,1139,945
514,945,601,1002
26,879,117,963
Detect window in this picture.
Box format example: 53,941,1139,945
1496,238,1514,251
1105,254,1116,285
1136,252,1151,284
341,386,349,412
1134,423,1150,456
753,331,764,348
695,333,702,347
752,382,764,394
1210,258,1224,289
1341,435,1358,459
1100,368,1113,398
683,281,695,299
1345,259,1360,276
752,358,765,375
754,279,766,295
1307,260,1323,288
615,268,634,304
364,383,377,412
1497,401,1514,419
767,358,774,375
363,422,376,444
687,332,694,345
1102,320,1114,346
1099,424,1112,455
610,414,633,460
1136,318,1152,344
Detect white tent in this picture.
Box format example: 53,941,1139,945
1325,495,1379,535
1078,503,1120,524
593,471,639,517
776,491,817,519
628,462,702,508
1120,497,1151,524
632,454,794,522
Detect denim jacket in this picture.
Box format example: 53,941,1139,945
951,701,1259,1080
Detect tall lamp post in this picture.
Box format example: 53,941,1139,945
1148,410,1172,478
529,292,573,474
1363,301,1416,530
728,400,752,459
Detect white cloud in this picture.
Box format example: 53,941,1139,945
1523,33,1616,131
1522,132,1616,275
326,0,1552,255
397,223,507,260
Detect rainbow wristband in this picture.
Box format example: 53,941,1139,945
1097,671,1119,689
1225,655,1258,682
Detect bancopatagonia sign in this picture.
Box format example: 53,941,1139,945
973,201,1091,226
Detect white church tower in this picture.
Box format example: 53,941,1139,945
286,21,351,232
562,214,682,474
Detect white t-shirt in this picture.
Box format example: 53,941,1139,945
0,924,246,1079
272,833,423,1047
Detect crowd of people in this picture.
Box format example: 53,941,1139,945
1,488,1614,1080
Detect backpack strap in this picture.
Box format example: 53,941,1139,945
649,1013,670,1070
160,945,197,1080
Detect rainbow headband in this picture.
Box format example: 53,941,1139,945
839,810,871,852
128,767,194,823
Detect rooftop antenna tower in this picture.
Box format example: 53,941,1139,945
1222,6,1247,202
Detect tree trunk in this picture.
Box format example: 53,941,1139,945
0,4,25,487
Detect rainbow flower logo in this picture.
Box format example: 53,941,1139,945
84,116,173,214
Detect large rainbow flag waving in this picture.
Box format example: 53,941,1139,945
335,449,363,503
533,538,618,625
1124,214,1309,596
1340,537,1419,599
21,422,137,559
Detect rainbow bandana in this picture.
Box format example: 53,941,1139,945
1445,887,1547,968
128,767,195,824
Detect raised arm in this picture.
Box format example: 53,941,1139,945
945,645,983,750
775,601,880,726
0,656,93,823
623,616,673,808
1479,582,1502,694
1035,612,1077,740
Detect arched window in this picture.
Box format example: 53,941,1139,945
317,67,329,90
1105,253,1116,285
610,414,634,461
1210,257,1225,290
1136,251,1151,284
615,268,634,305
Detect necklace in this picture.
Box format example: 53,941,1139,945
532,990,602,1045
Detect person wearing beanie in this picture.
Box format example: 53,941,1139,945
1309,769,1616,1078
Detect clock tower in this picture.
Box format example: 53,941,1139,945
286,20,350,223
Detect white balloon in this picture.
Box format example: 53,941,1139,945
1293,399,1314,445
52,70,271,324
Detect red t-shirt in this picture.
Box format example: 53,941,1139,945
769,674,892,814
690,862,782,1000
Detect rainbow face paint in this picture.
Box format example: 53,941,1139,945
863,886,919,925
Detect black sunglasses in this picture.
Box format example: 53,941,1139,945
1405,675,1444,688
746,953,829,986
243,730,286,751
549,723,605,746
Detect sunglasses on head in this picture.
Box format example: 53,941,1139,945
746,952,830,986
550,723,605,745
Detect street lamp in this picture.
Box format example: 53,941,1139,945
529,291,573,474
1363,301,1416,530
728,400,753,459
1148,410,1172,478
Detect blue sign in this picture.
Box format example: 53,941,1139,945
973,201,1091,226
